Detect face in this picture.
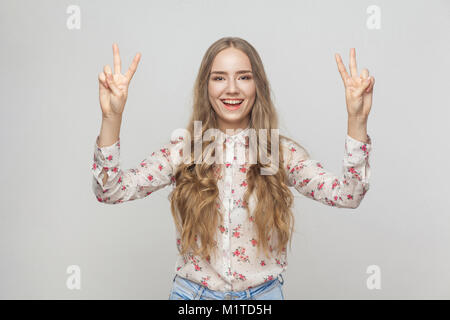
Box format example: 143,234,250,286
208,47,256,133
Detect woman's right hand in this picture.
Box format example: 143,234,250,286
98,43,141,119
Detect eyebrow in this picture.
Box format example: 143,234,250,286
210,70,253,75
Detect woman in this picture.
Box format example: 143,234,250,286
92,37,374,300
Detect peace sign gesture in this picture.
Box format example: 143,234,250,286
98,43,141,119
335,48,374,121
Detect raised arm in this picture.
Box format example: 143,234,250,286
281,135,372,209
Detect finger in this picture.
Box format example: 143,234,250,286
366,76,375,92
349,48,358,78
360,68,369,80
98,72,109,89
105,72,121,96
104,64,113,76
113,43,121,75
335,53,350,85
356,77,371,96
125,52,141,81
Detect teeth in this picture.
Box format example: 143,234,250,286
222,100,243,104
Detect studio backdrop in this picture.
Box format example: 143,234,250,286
0,0,449,299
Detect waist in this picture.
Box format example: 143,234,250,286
172,273,284,299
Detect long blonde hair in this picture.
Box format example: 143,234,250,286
169,36,308,262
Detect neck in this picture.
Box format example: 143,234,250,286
217,118,250,134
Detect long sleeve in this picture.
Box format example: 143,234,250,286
282,134,372,209
91,134,186,204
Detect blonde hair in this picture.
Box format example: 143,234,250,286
168,36,308,262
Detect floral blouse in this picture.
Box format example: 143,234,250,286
91,127,372,292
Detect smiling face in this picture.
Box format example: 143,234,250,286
208,47,256,133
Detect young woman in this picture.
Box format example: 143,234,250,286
92,37,374,300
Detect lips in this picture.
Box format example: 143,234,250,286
220,99,244,111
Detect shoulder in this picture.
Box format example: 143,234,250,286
280,136,310,161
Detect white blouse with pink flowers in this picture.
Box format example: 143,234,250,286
91,127,372,292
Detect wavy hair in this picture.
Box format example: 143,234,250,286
168,37,309,262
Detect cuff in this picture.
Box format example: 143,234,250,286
345,133,372,164
92,135,121,180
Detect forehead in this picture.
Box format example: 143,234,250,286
211,47,252,71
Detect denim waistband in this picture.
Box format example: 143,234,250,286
171,273,284,300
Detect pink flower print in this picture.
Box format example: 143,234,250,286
92,163,97,170
232,271,247,281
265,275,274,282
179,149,183,157
176,266,182,271
316,162,323,168
104,167,109,172
176,238,181,246
146,191,153,196
232,246,249,263
289,147,296,152
161,148,168,155
240,167,247,173
362,186,368,196
231,189,235,194
250,238,257,247
158,164,163,171
232,225,242,238
361,144,367,152
234,156,237,160
260,260,266,267
334,195,338,201
147,175,153,181
347,194,353,200
318,182,324,190
240,180,248,187
118,177,122,183
298,178,310,188
106,155,112,161
194,264,201,271
331,179,339,190
218,225,227,234
309,190,315,198
201,276,210,287
249,216,255,223
112,167,118,173
225,162,231,168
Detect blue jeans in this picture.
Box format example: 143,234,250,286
168,274,285,300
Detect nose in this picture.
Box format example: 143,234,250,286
226,78,239,94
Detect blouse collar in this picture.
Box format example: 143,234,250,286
222,126,251,146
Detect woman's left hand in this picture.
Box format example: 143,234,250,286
335,48,374,121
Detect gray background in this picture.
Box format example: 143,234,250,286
0,0,449,299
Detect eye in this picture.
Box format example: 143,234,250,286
213,76,224,81
240,75,252,80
